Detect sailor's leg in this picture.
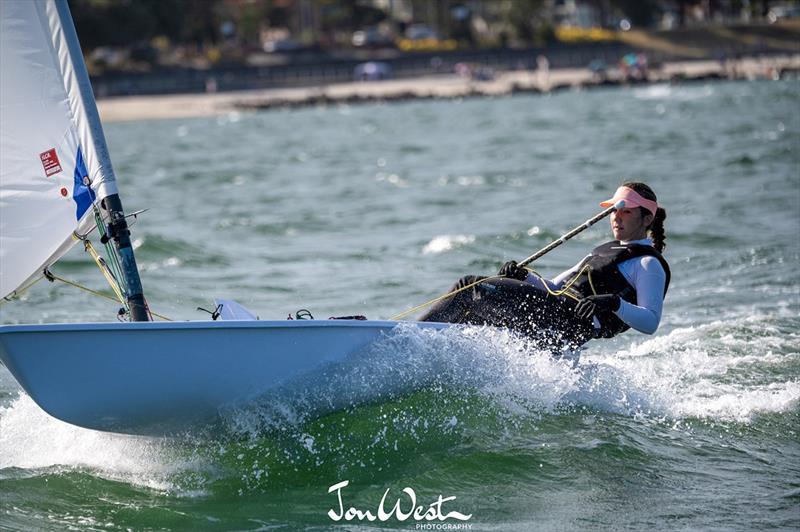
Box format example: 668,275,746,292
419,276,595,349
418,275,488,324
459,278,595,349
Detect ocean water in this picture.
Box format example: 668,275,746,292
1,79,798,530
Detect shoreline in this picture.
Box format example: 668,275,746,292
97,54,800,122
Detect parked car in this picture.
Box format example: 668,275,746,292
354,61,392,81
352,27,395,49
768,5,800,23
396,24,457,52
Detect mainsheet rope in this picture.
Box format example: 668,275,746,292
387,263,597,321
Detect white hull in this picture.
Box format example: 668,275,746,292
0,320,449,435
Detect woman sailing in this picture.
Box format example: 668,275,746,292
419,182,670,352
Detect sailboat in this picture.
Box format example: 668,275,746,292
0,0,449,436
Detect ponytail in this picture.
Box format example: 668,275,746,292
649,206,666,252
621,181,667,253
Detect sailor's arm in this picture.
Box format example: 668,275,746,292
614,256,666,334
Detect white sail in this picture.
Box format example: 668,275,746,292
0,0,119,300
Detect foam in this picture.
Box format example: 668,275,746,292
422,234,476,254
0,394,210,494
220,316,799,431
632,83,715,101
671,380,799,422
218,324,646,437
590,313,800,423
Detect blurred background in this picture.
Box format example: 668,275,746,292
69,0,800,97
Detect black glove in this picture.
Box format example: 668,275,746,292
498,260,528,281
575,294,620,320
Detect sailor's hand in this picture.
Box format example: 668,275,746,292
575,294,621,320
498,260,528,281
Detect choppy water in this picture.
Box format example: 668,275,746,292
1,79,799,531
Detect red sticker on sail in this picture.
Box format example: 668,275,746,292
40,148,62,177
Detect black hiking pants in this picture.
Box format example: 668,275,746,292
418,275,595,350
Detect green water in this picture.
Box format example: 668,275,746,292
1,79,798,530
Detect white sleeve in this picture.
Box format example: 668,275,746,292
614,256,666,334
523,255,589,291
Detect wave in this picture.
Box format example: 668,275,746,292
0,394,211,494
0,314,796,494
632,83,715,101
218,317,799,436
589,313,800,423
421,234,476,254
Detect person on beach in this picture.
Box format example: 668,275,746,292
419,182,670,352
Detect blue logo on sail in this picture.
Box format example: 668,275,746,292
72,146,96,220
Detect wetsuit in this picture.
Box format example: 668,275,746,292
419,238,670,350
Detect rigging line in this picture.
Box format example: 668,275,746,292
71,232,126,306
44,270,172,321
85,240,126,304
143,297,163,321
388,264,594,321
93,207,128,295
74,207,148,240
388,274,506,321
102,236,128,296
47,270,121,304
0,275,46,304
2,227,138,308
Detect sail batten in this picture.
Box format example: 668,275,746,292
0,0,119,300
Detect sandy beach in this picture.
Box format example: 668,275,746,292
97,55,800,122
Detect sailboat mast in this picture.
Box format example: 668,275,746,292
102,195,149,321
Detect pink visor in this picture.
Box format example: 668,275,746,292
600,186,658,216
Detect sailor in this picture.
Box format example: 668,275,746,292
419,182,670,351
